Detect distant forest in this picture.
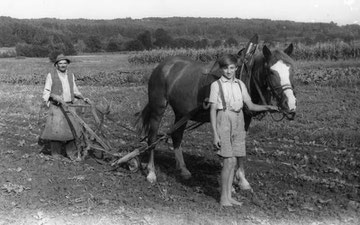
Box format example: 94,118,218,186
1,16,360,59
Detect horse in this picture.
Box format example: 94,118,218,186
137,43,296,184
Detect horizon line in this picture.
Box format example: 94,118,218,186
0,15,358,26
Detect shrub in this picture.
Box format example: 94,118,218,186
15,43,49,57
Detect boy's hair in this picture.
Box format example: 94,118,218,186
218,54,238,69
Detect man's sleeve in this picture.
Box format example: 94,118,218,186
72,74,83,98
42,73,52,104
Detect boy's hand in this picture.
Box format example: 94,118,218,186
267,105,279,112
213,135,221,150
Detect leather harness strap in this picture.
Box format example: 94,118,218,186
216,79,243,111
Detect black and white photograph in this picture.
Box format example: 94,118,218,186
0,0,359,224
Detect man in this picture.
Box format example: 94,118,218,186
40,54,89,158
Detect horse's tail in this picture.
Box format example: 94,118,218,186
135,103,152,137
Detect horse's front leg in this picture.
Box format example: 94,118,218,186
147,147,157,183
172,121,191,179
146,116,163,183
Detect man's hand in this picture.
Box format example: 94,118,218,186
51,95,65,104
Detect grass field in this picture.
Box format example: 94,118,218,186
0,53,359,225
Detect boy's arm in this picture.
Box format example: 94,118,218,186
209,81,221,149
244,98,278,112
240,82,278,112
210,103,221,149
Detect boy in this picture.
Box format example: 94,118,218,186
209,54,277,206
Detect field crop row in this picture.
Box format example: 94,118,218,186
128,43,360,64
0,70,148,87
296,67,360,87
1,67,359,87
128,47,237,65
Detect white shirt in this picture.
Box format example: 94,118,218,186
42,70,82,104
209,77,251,111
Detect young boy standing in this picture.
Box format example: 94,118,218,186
209,54,277,206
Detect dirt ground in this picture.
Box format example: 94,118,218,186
0,84,359,225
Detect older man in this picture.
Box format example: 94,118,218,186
40,54,89,158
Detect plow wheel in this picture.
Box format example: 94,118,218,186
127,156,140,172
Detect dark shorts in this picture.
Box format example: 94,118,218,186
216,110,246,157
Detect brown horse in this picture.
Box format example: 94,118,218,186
137,44,296,183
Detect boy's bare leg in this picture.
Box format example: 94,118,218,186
220,157,233,206
228,157,243,206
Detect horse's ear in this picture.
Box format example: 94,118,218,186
209,61,220,73
284,43,294,56
237,48,245,57
263,45,272,60
237,48,246,65
208,61,223,78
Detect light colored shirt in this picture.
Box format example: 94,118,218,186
209,77,251,111
42,71,82,104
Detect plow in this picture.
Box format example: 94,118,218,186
57,98,206,173
58,100,143,172
56,97,203,173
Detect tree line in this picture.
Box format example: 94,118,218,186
0,16,359,59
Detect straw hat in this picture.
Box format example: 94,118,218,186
54,54,71,66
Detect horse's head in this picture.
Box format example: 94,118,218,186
261,44,296,120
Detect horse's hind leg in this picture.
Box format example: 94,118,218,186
234,113,252,190
172,114,191,179
235,157,252,190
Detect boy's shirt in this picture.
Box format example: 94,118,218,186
209,77,251,112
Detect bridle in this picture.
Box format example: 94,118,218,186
266,64,296,120
244,62,296,121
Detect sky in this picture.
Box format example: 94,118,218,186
0,0,359,25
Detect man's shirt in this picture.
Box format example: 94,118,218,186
43,70,81,104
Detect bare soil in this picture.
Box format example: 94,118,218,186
0,84,359,225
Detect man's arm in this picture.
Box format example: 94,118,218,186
72,74,90,103
72,74,83,99
43,73,66,106
42,73,52,103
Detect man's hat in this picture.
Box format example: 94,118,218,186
54,54,71,66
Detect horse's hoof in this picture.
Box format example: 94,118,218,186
180,169,192,180
238,181,252,190
146,171,157,183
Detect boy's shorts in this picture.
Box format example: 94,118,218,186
216,110,246,157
